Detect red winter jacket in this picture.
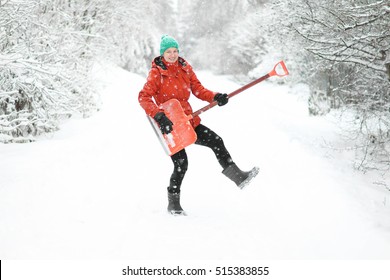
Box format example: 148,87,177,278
138,56,216,128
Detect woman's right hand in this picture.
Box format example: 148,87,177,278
154,112,173,134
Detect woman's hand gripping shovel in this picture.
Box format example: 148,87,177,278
148,60,289,156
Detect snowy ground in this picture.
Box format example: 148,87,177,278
1,63,390,260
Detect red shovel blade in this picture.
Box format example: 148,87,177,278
149,99,197,156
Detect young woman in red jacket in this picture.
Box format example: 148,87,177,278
139,35,258,215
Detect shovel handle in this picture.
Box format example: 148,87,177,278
192,60,289,118
268,60,289,77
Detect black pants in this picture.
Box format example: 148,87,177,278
168,124,233,193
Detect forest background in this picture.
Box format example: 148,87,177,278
0,0,389,179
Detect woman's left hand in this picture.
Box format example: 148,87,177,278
214,93,229,106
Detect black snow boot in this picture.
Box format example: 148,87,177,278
167,188,186,216
222,163,259,189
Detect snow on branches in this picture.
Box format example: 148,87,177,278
0,0,106,142
294,0,389,75
291,0,390,171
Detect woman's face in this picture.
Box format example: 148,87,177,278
163,48,179,63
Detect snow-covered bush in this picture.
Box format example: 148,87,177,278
291,0,390,171
0,0,104,142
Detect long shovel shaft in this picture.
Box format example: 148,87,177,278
192,60,288,118
192,73,270,118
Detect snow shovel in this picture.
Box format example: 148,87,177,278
148,60,289,156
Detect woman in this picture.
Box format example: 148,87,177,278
138,35,258,215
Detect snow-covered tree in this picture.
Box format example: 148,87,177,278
291,0,390,171
101,0,174,75
177,0,249,73
227,0,299,79
0,0,106,142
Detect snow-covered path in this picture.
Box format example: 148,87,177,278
1,64,389,260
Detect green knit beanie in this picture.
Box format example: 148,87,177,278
160,35,179,55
